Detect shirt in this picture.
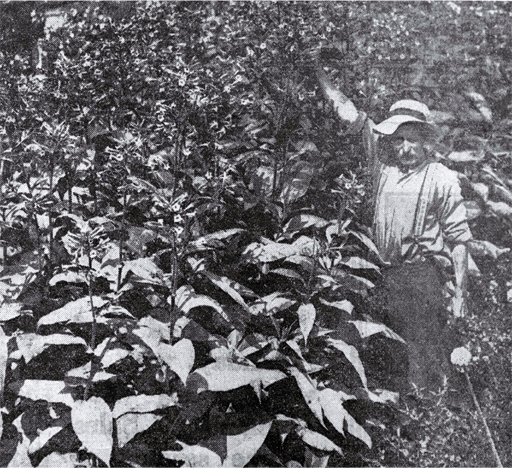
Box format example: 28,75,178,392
360,118,472,265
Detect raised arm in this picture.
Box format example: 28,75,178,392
316,67,380,173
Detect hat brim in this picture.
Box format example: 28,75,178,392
374,115,436,136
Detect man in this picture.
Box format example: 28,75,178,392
317,71,472,390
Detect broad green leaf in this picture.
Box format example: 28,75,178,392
163,441,222,467
175,285,230,322
319,298,354,314
222,422,273,468
117,413,164,447
16,333,87,363
202,271,251,311
188,361,286,392
296,427,342,454
72,397,113,467
327,338,367,388
12,379,74,406
348,321,406,344
28,425,64,454
297,303,316,345
113,394,178,418
37,296,107,326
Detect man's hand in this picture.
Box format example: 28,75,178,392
450,289,468,318
316,68,359,125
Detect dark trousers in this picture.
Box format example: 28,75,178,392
370,260,450,391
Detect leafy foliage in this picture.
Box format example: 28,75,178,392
0,2,511,467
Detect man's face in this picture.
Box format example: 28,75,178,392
388,124,427,169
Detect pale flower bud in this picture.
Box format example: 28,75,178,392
450,347,472,367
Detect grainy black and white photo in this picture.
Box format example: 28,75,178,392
0,2,511,466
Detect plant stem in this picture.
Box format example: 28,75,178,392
465,372,503,468
168,230,178,344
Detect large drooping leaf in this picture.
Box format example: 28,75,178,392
113,394,178,418
464,200,483,220
72,397,113,467
283,214,329,235
188,361,286,392
37,452,79,468
8,414,31,468
242,241,297,263
340,256,379,271
288,368,324,425
162,422,272,468
348,320,406,344
296,427,342,454
28,425,64,454
66,362,116,385
173,317,216,342
138,316,170,342
202,271,251,311
122,258,164,285
188,228,245,253
279,160,314,205
163,441,222,467
175,285,229,322
348,230,385,262
158,339,195,385
319,388,372,448
117,413,164,448
319,298,354,314
16,333,87,363
37,296,107,326
249,292,296,316
326,338,367,388
11,379,74,406
297,303,316,345
221,422,273,467
487,200,512,218
0,302,23,321
49,271,88,286
468,239,510,259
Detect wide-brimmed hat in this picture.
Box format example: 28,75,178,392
374,99,436,136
